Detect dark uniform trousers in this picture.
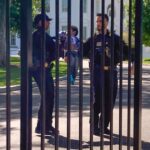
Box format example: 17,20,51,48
83,30,130,131
93,65,118,129
32,67,54,131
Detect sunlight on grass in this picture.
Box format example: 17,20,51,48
0,59,67,87
143,58,150,65
1,56,150,86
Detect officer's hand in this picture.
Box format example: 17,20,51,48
64,56,68,63
44,62,48,68
131,63,134,75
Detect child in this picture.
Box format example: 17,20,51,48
64,26,80,85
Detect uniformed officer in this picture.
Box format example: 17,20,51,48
83,13,130,135
32,13,58,135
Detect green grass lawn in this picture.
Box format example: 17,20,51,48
0,57,67,86
0,57,150,87
143,58,150,65
0,65,21,86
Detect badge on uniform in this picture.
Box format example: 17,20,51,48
105,47,111,58
96,42,102,47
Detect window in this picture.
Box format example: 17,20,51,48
10,34,16,46
107,4,111,17
62,0,68,12
83,0,87,13
83,26,87,40
95,0,100,13
62,26,67,32
107,4,115,18
45,0,50,12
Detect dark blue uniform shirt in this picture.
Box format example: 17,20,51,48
83,31,131,67
32,27,55,68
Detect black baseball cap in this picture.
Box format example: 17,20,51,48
33,14,52,27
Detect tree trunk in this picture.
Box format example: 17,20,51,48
0,0,6,66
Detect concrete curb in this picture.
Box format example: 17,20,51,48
0,75,67,93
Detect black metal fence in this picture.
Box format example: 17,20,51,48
2,0,142,149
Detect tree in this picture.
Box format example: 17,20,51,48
142,0,150,46
0,0,6,66
10,0,21,34
125,0,150,46
10,0,41,34
0,0,41,66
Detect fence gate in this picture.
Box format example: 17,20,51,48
1,0,143,150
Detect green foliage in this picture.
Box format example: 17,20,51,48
142,0,150,46
10,0,41,34
125,0,150,46
0,65,20,86
10,0,21,33
32,0,41,15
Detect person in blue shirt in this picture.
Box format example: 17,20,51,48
64,26,80,84
32,14,58,135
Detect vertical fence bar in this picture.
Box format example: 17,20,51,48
90,0,94,150
41,0,46,149
55,0,60,149
79,0,83,150
20,0,32,149
119,0,124,149
110,0,115,149
6,0,11,149
100,0,105,149
127,0,132,149
133,0,143,149
67,0,71,149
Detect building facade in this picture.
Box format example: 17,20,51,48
10,33,20,56
48,0,121,39
10,0,150,57
10,0,122,54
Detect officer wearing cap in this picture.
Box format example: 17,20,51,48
83,13,133,135
32,13,58,135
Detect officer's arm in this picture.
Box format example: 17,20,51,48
123,41,129,61
114,34,134,62
75,37,80,50
46,35,56,63
83,38,91,58
123,41,135,75
123,41,135,63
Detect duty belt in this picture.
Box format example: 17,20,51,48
44,62,54,69
71,49,78,52
94,64,117,71
104,66,117,71
104,66,109,70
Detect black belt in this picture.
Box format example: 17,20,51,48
95,64,117,71
44,62,54,69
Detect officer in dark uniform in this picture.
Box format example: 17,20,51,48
32,14,58,135
83,13,130,135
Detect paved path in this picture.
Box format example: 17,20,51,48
0,60,150,150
